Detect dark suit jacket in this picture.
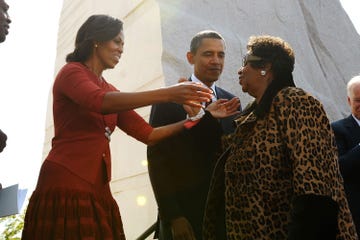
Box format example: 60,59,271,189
147,85,238,239
331,115,360,235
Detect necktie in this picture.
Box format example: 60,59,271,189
204,86,216,108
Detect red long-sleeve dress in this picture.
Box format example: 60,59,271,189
22,62,153,240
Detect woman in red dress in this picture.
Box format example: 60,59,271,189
21,14,214,240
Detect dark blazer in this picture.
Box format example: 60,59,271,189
147,85,238,239
331,115,360,235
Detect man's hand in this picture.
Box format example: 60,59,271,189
171,216,196,240
183,103,202,118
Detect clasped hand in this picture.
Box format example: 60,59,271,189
168,79,213,107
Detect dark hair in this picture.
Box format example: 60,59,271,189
246,35,296,117
66,14,123,63
0,0,9,11
190,30,225,54
246,35,295,79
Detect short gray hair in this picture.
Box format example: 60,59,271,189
347,75,360,97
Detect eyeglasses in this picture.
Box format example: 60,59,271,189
242,54,263,67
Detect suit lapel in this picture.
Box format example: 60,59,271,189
215,86,222,99
345,115,360,140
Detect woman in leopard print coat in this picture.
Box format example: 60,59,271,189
202,35,358,240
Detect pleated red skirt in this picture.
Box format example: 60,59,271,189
22,160,126,240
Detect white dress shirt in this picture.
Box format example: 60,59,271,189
190,74,217,106
351,114,360,127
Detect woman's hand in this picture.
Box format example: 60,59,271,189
171,217,196,240
166,78,212,107
206,97,241,118
183,103,202,118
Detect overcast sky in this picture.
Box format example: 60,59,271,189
0,0,359,195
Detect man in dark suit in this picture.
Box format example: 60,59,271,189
147,30,240,240
331,74,360,236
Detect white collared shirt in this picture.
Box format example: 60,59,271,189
190,74,217,105
351,114,360,127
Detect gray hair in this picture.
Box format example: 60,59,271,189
347,75,360,97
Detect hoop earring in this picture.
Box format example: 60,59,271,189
260,70,266,76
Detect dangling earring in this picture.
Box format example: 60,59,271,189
94,44,98,48
260,70,266,76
